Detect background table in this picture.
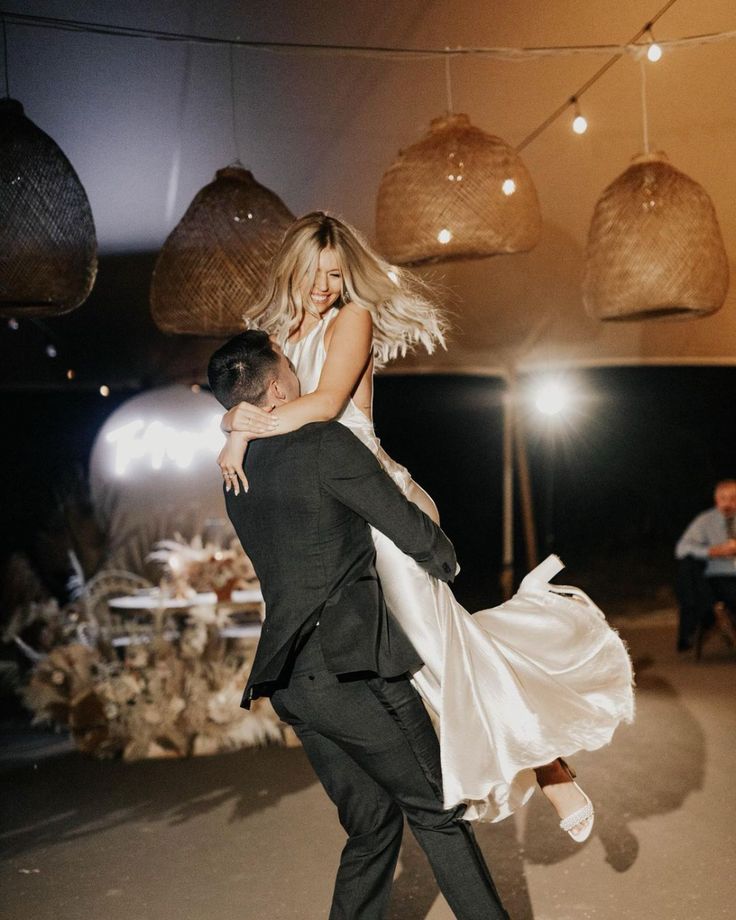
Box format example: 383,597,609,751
107,588,264,640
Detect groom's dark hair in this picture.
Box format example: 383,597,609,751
207,330,280,409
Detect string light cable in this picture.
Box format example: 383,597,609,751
3,7,735,60
228,43,243,166
444,50,454,115
640,55,651,155
1,3,734,154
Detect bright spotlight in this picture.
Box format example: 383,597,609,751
534,380,572,417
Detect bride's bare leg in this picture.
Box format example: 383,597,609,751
535,759,594,839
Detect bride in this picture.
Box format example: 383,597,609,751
218,212,634,837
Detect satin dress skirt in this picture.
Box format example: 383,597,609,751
370,446,635,823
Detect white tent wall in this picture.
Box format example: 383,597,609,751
3,0,734,368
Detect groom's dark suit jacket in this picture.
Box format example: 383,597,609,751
224,421,457,709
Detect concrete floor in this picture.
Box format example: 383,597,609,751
1,611,734,920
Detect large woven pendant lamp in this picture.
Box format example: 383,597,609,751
150,166,294,336
583,153,729,321
376,113,541,266
0,98,97,318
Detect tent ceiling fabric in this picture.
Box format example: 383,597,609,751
5,0,735,371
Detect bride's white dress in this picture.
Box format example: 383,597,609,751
284,308,635,822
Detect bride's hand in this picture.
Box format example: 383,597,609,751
218,432,250,495
221,401,278,438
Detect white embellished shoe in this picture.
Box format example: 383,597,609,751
559,783,595,843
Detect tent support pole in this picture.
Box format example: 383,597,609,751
511,369,538,574
500,385,515,600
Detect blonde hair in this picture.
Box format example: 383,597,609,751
245,212,448,368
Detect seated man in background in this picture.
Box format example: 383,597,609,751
675,479,736,651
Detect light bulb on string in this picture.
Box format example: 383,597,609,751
571,96,588,135
8,318,19,330
646,27,662,62
501,178,516,196
437,228,452,244
99,385,110,397
45,344,57,358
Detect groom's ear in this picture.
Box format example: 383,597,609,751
269,376,288,403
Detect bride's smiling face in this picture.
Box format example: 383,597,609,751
300,247,343,314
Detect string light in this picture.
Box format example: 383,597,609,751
571,97,588,134
8,318,19,330
99,385,110,397
437,228,452,244
66,368,75,380
501,178,516,196
515,0,680,152
190,383,201,393
646,26,663,62
45,344,57,358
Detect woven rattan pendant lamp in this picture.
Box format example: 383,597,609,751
0,98,97,318
150,166,294,336
583,154,729,321
376,113,541,266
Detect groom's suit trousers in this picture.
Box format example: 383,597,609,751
271,630,509,920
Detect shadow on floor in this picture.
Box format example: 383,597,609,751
0,740,317,860
522,660,706,875
388,655,707,918
0,646,708,920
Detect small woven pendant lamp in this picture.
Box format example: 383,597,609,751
0,98,97,318
376,113,541,266
583,152,729,321
150,166,294,336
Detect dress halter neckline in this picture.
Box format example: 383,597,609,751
288,307,338,347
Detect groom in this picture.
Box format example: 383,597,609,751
208,330,509,920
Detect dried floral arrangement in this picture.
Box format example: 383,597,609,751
7,536,292,761
149,534,258,601
23,627,286,760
